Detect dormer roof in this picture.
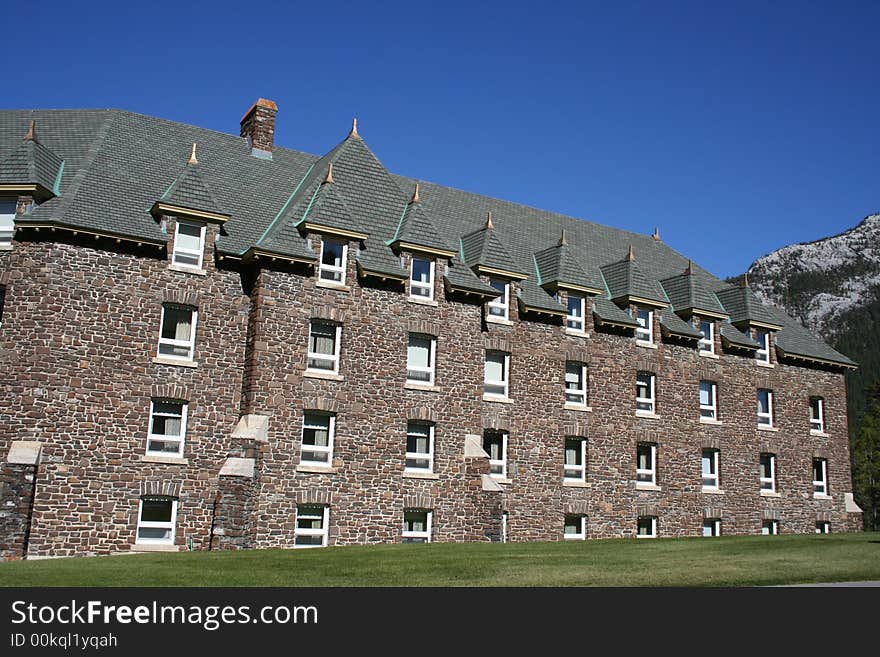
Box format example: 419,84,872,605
600,245,668,308
660,260,728,319
0,120,64,199
152,143,230,223
461,213,529,280
389,183,457,257
534,230,605,295
715,276,783,330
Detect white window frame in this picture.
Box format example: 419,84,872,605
146,400,188,458
484,350,510,399
810,398,825,434
487,279,509,320
760,453,776,493
318,239,348,284
405,422,434,473
636,372,655,415
402,509,432,543
407,334,436,385
757,389,774,427
136,497,178,545
699,380,718,421
157,304,198,362
307,320,342,373
815,521,830,534
484,430,508,479
564,361,588,407
300,412,335,467
564,514,586,540
761,519,779,535
698,319,714,354
566,294,586,333
637,516,657,538
409,256,435,300
635,308,653,344
637,443,657,486
294,505,329,548
501,511,508,543
702,518,721,537
755,330,770,364
813,458,828,497
701,448,720,490
564,437,587,482
0,199,17,247
171,219,206,269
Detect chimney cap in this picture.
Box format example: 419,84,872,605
240,98,278,123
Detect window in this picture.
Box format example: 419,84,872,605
760,453,776,493
157,304,197,361
564,515,586,540
813,458,828,497
564,362,588,407
307,320,341,373
810,397,825,434
0,199,16,247
484,430,508,479
636,372,655,414
484,350,510,399
815,521,830,534
402,510,432,543
136,497,177,545
566,294,586,333
410,257,434,300
407,334,436,385
699,381,718,420
761,520,778,535
757,389,774,426
405,422,434,473
171,220,206,269
755,330,770,363
487,279,509,320
301,412,335,466
637,516,657,538
701,448,720,490
319,239,347,284
564,438,587,482
501,511,508,543
702,519,721,537
294,505,329,548
634,308,653,343
147,400,187,457
699,320,714,354
637,443,657,486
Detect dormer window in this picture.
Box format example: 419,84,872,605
566,294,586,333
319,239,347,285
0,199,17,248
171,220,206,269
410,256,434,300
487,279,509,320
755,330,770,364
698,320,714,354
634,308,653,344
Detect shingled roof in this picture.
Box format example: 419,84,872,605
660,261,728,319
534,230,605,294
154,144,229,222
389,184,457,257
0,120,64,198
0,107,854,368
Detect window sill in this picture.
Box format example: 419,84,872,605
296,464,338,474
701,487,725,495
563,480,590,488
141,454,189,465
636,341,658,349
405,382,440,393
564,329,589,338
486,316,514,326
635,411,658,419
403,471,440,480
315,280,351,292
152,356,198,369
699,418,723,426
303,370,344,382
757,425,779,432
131,544,181,553
407,296,438,307
491,476,512,485
698,351,719,359
813,494,833,501
564,403,592,413
0,244,12,252
811,431,829,438
755,361,775,368
483,394,513,404
168,263,207,276
759,490,781,498
635,483,662,491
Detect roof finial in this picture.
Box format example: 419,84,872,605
743,271,750,288
652,226,661,242
559,229,568,247
349,117,360,139
486,211,494,230
188,142,198,165
410,182,421,204
23,119,37,142
684,259,694,275
323,162,335,185
627,243,635,261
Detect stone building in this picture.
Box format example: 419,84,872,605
0,100,862,559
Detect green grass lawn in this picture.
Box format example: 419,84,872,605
2,532,878,587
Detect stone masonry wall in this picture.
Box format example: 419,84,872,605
0,464,36,559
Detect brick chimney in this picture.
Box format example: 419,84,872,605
240,98,278,159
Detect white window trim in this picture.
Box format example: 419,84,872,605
635,308,653,344
0,199,16,247
701,448,720,490
402,510,432,543
136,498,178,545
636,373,656,415
698,320,714,354
760,454,776,493
405,423,435,473
157,305,198,362
485,431,508,479
300,413,335,467
566,294,586,334
487,279,509,321
146,400,188,458
407,335,436,385
816,521,830,534
813,458,828,497
755,330,771,364
637,443,657,486
702,518,721,537
810,398,825,434
501,511,508,543
171,220,206,270
484,351,510,400
762,520,779,535
565,362,588,407
564,438,587,482
319,239,348,285
757,389,774,427
637,516,657,539
409,257,435,301
564,514,586,540
294,505,330,548
306,321,342,374
699,381,718,421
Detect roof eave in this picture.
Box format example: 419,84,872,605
301,222,369,241
152,202,231,224
356,261,408,281
612,294,668,309
443,278,501,299
545,281,605,296
517,298,567,317
0,182,55,200
391,241,457,259
244,247,317,265
473,264,529,281
14,222,165,248
675,306,730,321
775,347,858,370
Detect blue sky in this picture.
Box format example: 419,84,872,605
6,0,877,278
